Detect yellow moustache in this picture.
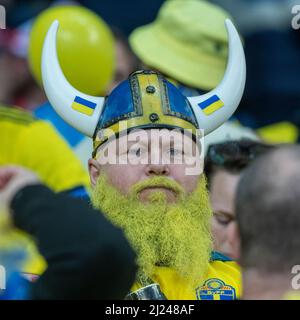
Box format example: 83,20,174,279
130,176,185,202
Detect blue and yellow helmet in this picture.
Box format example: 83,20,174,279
41,19,246,156
93,70,199,155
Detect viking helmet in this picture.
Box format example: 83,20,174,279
41,19,246,156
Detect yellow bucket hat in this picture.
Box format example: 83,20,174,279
129,0,233,91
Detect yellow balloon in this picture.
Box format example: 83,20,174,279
28,5,115,95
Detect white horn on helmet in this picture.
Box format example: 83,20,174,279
188,19,246,135
41,20,105,137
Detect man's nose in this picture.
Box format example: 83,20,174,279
145,164,170,176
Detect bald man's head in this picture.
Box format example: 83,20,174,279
236,145,300,273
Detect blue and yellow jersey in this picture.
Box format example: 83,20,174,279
0,105,92,276
131,252,241,300
0,105,90,193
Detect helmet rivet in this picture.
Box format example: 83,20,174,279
149,113,159,122
146,85,156,94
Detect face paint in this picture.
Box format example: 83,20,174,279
91,174,213,287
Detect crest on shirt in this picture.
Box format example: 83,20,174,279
21,273,39,282
196,278,236,300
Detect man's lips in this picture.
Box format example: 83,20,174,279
138,185,178,194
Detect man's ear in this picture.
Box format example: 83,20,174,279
228,221,241,262
88,159,101,188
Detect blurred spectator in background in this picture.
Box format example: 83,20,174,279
129,0,254,143
78,0,165,37
5,0,165,36
205,139,275,259
211,0,300,143
108,27,139,93
210,0,298,34
234,145,300,299
0,1,79,110
0,166,136,299
0,20,46,110
5,1,52,28
0,104,96,281
0,105,90,195
204,121,259,155
0,102,91,283
129,0,232,97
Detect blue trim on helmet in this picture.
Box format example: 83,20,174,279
98,80,134,129
165,80,198,126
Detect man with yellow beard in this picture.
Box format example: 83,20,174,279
90,136,220,299
40,17,246,299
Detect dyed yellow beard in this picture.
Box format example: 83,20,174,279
91,174,212,288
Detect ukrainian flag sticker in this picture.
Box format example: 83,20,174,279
198,95,224,115
71,96,96,116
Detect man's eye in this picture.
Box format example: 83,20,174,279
167,148,183,156
214,213,233,226
128,148,141,157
